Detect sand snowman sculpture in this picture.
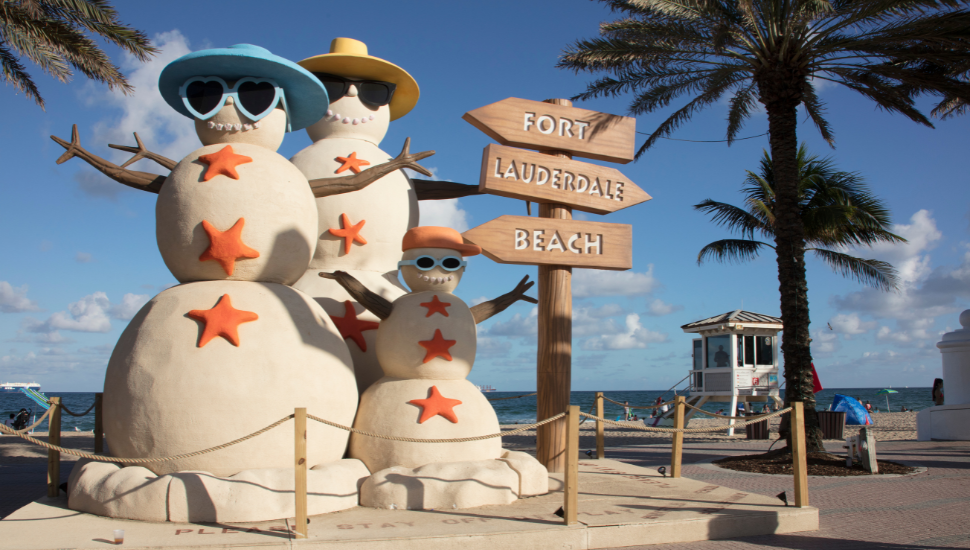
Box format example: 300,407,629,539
49,45,429,523
290,38,478,396
322,227,549,509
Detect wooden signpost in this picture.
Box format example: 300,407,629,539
462,98,645,473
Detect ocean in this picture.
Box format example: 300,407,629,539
0,387,935,432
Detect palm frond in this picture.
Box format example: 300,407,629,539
693,199,768,238
810,248,901,291
697,239,772,265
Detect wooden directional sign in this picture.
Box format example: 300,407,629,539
463,98,636,164
479,144,651,215
462,215,632,271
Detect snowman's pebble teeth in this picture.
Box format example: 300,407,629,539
207,121,258,132
342,117,350,124
243,123,253,131
253,121,260,129
352,118,360,125
327,110,333,116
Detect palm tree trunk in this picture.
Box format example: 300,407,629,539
764,100,825,453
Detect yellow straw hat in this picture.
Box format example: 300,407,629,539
298,38,419,121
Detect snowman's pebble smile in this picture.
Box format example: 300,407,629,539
325,110,376,125
420,275,454,284
207,121,260,132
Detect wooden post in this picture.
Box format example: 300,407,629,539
670,396,685,478
94,393,103,454
47,397,61,497
791,402,809,507
563,405,580,525
294,408,308,538
536,98,574,474
595,392,605,459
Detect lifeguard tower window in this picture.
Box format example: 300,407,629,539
737,336,756,367
756,336,773,365
706,335,731,368
692,339,702,370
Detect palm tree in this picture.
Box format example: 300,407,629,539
558,0,970,451
1,0,157,109
696,144,905,291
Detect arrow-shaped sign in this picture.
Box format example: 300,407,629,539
462,215,632,271
479,144,651,215
463,98,636,164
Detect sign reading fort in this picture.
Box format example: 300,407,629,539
462,215,632,270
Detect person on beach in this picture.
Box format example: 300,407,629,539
624,401,631,421
932,378,944,406
865,401,873,412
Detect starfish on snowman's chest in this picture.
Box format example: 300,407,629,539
328,213,368,254
419,295,451,317
187,294,258,348
329,300,379,351
418,329,456,363
199,218,260,276
197,145,252,181
409,385,462,424
334,151,370,174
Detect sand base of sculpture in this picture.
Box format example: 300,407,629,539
916,403,970,440
67,458,370,523
4,459,818,550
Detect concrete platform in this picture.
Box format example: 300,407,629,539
0,459,817,549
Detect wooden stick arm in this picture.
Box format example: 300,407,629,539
308,137,434,198
51,125,166,194
108,132,178,171
413,180,482,201
319,271,393,320
471,275,538,324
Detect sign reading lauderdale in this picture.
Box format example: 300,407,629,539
480,144,651,215
462,215,632,271
462,97,636,164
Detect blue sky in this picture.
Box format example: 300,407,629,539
1,0,968,392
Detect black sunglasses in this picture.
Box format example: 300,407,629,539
312,73,396,108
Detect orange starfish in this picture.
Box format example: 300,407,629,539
418,329,456,363
334,151,370,174
328,213,367,254
198,218,260,276
409,385,462,424
329,300,380,351
197,145,253,181
187,294,259,348
420,295,451,317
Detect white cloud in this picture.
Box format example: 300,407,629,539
828,313,876,337
646,298,682,317
23,291,145,335
418,198,469,232
0,282,41,313
573,265,660,298
486,307,538,338
75,252,94,263
582,313,668,350
811,330,840,354
108,293,150,321
476,337,512,358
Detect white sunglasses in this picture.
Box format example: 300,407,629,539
398,256,467,272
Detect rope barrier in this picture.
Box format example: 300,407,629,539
59,401,96,417
578,401,596,425
308,412,567,443
0,415,294,464
9,407,53,434
579,407,792,434
486,392,537,402
602,396,677,410
683,402,780,421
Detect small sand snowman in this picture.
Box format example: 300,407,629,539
321,227,549,510
290,38,442,396
56,45,371,523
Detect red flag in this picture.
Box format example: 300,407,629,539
811,363,823,394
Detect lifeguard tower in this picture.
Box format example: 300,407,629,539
674,310,784,435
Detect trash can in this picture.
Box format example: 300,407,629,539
817,411,846,440
746,419,769,440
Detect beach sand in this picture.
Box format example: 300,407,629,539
0,412,917,464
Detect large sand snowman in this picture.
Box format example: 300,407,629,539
291,38,478,395
322,227,549,510
51,44,403,523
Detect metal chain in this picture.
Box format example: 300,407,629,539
308,412,566,443
59,401,96,417
579,407,792,434
486,392,537,402
0,415,294,464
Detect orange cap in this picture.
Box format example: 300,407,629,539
402,226,481,256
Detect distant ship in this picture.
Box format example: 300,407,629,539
475,385,497,393
1,382,41,392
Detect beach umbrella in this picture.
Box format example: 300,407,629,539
876,389,898,412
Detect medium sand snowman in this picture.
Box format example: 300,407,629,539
55,45,380,523
291,38,466,396
322,227,549,509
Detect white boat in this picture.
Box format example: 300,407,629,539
0,382,41,393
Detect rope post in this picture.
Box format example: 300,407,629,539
294,407,308,539
47,397,61,497
595,392,604,459
791,402,809,507
670,395,685,478
563,405,580,525
94,393,103,454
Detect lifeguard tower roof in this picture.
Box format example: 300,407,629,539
681,310,782,332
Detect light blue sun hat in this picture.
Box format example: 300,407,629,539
159,44,329,131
